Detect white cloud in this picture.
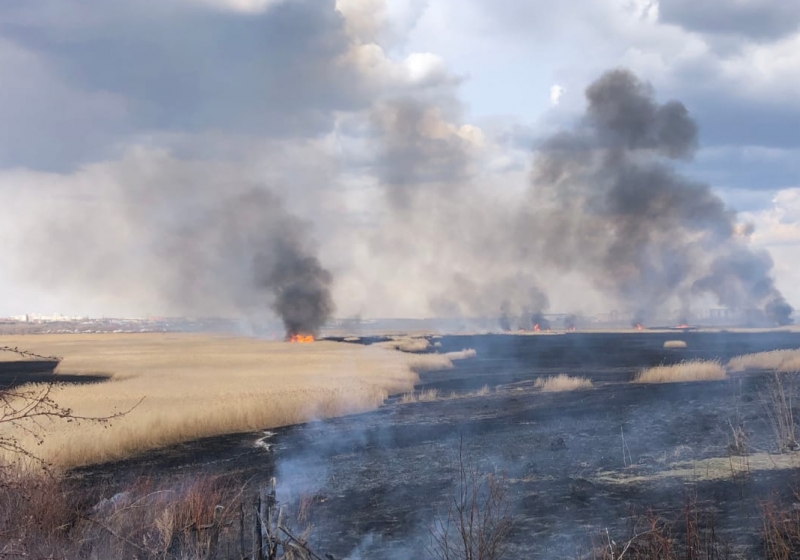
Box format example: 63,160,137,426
549,84,564,106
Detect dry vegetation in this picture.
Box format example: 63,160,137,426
376,336,431,353
400,388,440,404
443,348,477,360
399,384,491,404
0,334,434,470
0,471,319,560
663,340,687,348
728,348,800,373
634,360,726,384
533,374,593,392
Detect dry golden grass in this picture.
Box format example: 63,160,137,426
404,353,455,372
663,340,687,349
634,360,726,384
534,374,593,392
376,336,431,353
0,334,428,470
727,348,800,373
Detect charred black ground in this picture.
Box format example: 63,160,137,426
71,332,800,558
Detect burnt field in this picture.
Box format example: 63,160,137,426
71,331,800,558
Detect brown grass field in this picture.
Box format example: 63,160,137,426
634,359,726,383
0,334,447,470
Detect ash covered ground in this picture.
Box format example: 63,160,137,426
72,332,800,558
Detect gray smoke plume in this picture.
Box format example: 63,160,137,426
523,69,792,325
264,234,334,338
15,153,334,335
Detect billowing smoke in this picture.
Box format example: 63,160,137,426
15,153,334,335
266,236,334,337
522,69,792,325
530,311,550,331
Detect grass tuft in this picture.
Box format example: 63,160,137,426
534,374,593,392
399,388,440,404
635,360,726,384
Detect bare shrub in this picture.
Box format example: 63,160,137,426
634,360,725,384
0,471,250,560
534,374,593,392
760,372,800,452
761,490,800,559
728,348,800,373
429,441,514,560
593,496,729,559
663,340,687,349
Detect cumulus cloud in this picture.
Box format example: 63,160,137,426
550,85,564,106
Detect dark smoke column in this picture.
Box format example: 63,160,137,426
526,69,793,325
265,240,335,338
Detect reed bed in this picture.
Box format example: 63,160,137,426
727,348,800,373
0,334,428,469
635,360,726,383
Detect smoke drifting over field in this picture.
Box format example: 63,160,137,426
365,69,792,325
16,155,334,335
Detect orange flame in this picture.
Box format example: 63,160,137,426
288,334,314,343
533,324,540,332
636,324,643,331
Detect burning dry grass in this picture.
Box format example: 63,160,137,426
533,374,593,392
634,360,726,384
727,348,800,373
0,334,429,470
663,340,687,348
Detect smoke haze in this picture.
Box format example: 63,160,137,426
518,69,792,325
12,152,334,335
0,0,793,327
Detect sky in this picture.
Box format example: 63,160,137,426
0,0,798,321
